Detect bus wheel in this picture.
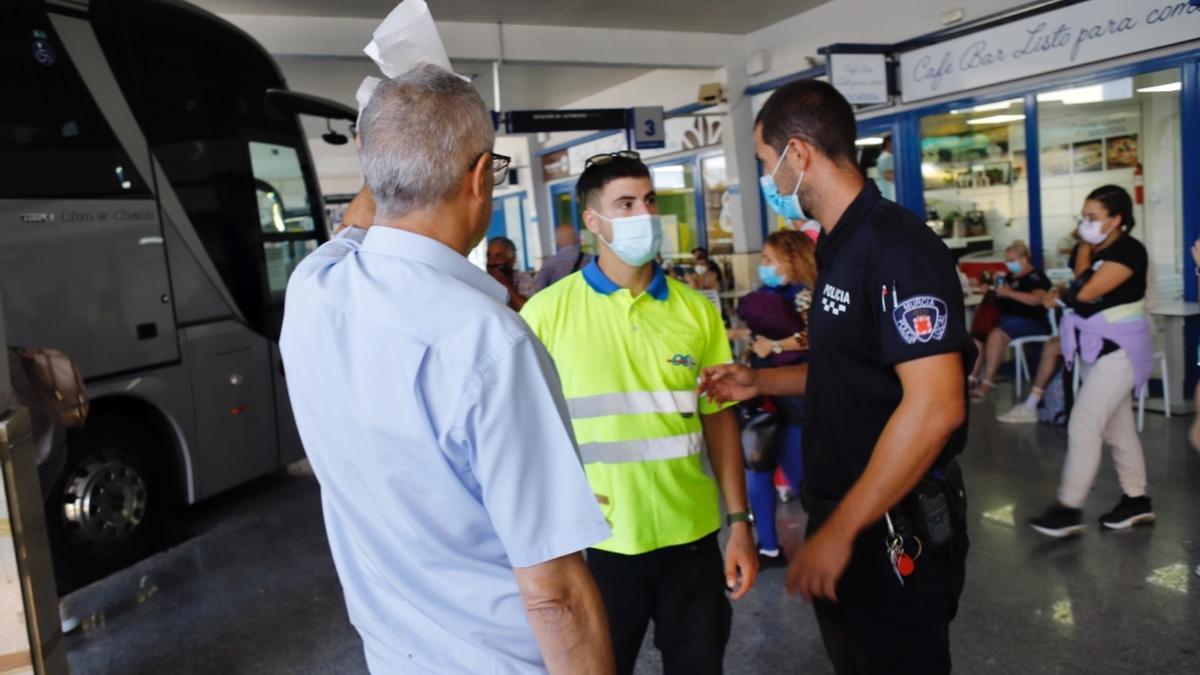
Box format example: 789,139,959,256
45,415,173,593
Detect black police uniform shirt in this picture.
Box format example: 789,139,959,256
804,181,975,500
997,268,1052,324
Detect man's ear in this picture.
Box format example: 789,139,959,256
788,138,813,174
581,203,601,235
468,152,491,201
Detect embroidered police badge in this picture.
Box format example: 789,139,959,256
893,295,948,344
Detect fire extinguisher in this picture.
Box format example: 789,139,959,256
1134,162,1144,205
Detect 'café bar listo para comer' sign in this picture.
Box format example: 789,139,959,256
899,0,1200,103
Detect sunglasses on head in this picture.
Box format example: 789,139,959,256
584,150,642,170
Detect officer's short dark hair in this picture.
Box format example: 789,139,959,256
488,236,517,253
576,157,651,208
755,80,858,168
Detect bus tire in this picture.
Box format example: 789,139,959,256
44,414,176,593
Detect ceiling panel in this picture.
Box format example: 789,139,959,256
192,0,830,34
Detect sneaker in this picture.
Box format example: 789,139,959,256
998,403,1038,424
1099,495,1156,530
757,549,789,569
1029,504,1085,538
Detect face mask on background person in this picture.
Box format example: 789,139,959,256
1077,217,1113,245
591,212,663,267
1005,260,1022,275
758,264,785,288
694,264,709,275
760,146,807,222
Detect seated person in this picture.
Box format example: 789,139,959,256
685,247,723,291
970,240,1052,401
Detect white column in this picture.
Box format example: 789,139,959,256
717,62,764,256
526,134,556,267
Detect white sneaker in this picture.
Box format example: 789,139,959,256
997,403,1038,424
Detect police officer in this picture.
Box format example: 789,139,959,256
700,80,974,674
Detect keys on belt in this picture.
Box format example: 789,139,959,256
884,512,922,586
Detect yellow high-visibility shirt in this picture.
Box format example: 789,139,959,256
520,261,733,554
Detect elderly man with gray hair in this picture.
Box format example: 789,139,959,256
280,64,615,674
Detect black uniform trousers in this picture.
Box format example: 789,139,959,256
807,501,968,675
587,532,732,675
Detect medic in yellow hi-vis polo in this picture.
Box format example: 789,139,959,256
520,152,757,675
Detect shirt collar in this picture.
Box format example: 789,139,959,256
582,259,669,301
816,180,881,267
359,227,507,305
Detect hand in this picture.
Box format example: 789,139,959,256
751,336,775,359
726,327,751,343
1192,240,1200,268
786,519,854,603
488,267,515,289
724,523,758,600
697,364,758,404
1042,289,1060,309
994,285,1010,298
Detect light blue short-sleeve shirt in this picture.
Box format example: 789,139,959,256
280,227,610,674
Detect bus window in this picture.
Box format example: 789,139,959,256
0,4,150,198
250,141,321,328
250,142,316,234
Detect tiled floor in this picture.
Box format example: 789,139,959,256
65,384,1200,674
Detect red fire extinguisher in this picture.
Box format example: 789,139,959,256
1134,162,1144,205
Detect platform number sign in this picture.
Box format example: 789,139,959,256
629,107,665,150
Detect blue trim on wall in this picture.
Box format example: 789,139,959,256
744,65,828,97
549,182,580,232
1023,93,1044,270
1183,59,1200,303
895,115,924,217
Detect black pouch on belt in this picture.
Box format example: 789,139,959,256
905,458,966,549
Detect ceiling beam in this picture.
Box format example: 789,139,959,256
219,13,745,69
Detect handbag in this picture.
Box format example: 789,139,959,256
735,397,782,472
11,347,90,429
969,291,1001,342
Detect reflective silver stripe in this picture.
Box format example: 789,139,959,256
579,432,704,465
567,390,698,419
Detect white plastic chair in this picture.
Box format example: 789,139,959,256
1136,351,1171,432
1009,308,1059,397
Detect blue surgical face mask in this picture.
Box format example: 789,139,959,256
758,264,785,288
592,212,663,267
760,146,807,222
1005,261,1022,275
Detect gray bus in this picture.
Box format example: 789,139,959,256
1,0,352,589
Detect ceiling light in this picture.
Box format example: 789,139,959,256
855,137,884,146
1038,77,1132,105
966,114,1026,125
950,99,1020,114
1137,82,1182,93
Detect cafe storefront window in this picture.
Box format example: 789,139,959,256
1036,70,1183,299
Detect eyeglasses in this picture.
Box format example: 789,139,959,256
584,150,641,170
471,151,512,183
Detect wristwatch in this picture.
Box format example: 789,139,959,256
771,340,783,355
726,511,753,526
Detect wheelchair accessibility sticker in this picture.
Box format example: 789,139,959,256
893,295,948,344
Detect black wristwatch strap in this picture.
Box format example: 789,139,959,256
726,511,753,526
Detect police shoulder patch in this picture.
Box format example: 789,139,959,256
892,295,948,345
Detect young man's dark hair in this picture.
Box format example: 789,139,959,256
489,236,518,253
755,80,858,169
576,156,651,207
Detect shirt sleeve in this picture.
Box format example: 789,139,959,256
460,333,611,568
868,239,971,365
697,298,736,416
1032,271,1052,292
